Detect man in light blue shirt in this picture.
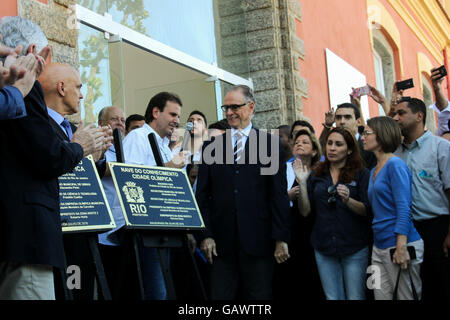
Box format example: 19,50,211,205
393,97,450,300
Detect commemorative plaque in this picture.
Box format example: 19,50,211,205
109,162,205,230
59,155,116,233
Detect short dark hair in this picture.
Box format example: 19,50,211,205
397,97,427,125
336,103,361,120
125,114,145,131
367,116,402,153
144,92,182,123
208,119,230,131
290,120,315,137
277,124,291,137
188,110,207,127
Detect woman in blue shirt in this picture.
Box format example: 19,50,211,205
295,127,371,300
362,116,423,300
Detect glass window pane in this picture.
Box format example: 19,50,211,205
76,0,108,16
106,0,217,64
78,23,112,124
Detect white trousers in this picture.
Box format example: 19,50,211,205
0,262,55,300
371,239,424,300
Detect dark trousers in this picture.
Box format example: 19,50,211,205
414,215,450,300
98,243,140,300
209,238,274,300
54,234,96,300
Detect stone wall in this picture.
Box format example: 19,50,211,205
18,0,79,122
215,0,308,129
18,0,78,67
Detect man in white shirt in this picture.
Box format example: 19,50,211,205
430,67,449,137
122,92,188,300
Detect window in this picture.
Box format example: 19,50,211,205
372,29,396,108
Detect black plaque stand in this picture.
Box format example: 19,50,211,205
114,132,207,300
59,233,112,300
59,158,113,301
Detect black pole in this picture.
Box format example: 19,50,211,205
148,133,164,167
113,128,125,163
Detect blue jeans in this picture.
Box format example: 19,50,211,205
314,247,369,300
140,246,168,300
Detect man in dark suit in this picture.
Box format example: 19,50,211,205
38,62,112,300
196,85,291,300
0,16,105,300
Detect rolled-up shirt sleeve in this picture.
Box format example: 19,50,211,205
437,138,450,190
431,101,450,136
0,86,26,120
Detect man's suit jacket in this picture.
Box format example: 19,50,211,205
48,116,77,143
195,127,291,258
0,81,83,270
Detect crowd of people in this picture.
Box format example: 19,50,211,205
0,15,449,301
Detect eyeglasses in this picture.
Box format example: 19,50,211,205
362,130,374,137
221,103,247,112
110,117,125,123
328,185,337,205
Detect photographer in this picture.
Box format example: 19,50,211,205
430,66,449,137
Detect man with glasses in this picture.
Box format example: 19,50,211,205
196,85,291,300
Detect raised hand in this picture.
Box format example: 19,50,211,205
71,122,106,157
292,158,310,183
367,84,386,105
324,109,335,127
10,53,40,97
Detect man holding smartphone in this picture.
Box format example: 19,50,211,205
430,66,449,137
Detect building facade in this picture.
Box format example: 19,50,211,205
1,0,449,132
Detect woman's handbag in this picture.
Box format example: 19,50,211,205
392,266,419,301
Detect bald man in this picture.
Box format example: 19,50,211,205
98,106,126,136
38,62,110,157
38,63,112,300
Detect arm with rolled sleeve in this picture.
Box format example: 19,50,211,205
437,138,450,192
0,86,26,119
432,100,450,136
389,160,413,236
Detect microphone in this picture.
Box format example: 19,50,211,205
180,122,194,152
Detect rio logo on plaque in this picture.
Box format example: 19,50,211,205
58,155,116,233
109,163,205,231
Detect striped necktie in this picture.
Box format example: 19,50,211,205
234,131,244,163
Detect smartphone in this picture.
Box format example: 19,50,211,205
389,246,417,261
433,65,447,80
396,78,414,91
352,85,370,98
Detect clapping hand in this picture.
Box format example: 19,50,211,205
292,158,310,183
